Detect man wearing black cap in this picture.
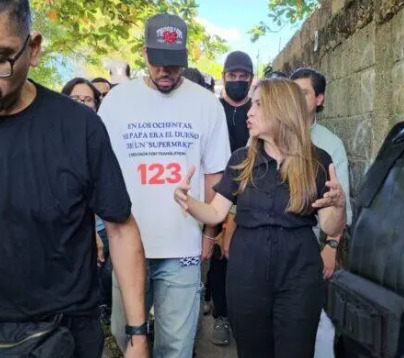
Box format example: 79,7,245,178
221,51,254,153
205,51,254,346
99,13,231,358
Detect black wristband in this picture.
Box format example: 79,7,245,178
325,239,339,249
125,323,148,336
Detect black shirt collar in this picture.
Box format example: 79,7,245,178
253,141,276,168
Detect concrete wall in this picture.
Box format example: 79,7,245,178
273,0,404,197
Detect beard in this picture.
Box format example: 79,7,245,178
150,75,181,94
0,85,23,113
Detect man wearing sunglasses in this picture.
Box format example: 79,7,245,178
0,1,147,357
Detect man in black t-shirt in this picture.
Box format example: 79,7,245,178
220,51,253,153
0,1,147,358
207,51,254,346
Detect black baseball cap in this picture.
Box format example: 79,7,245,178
145,14,188,68
224,51,253,74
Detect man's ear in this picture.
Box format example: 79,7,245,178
316,93,325,108
28,32,42,68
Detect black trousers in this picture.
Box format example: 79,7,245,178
62,314,104,358
226,226,323,358
209,245,228,318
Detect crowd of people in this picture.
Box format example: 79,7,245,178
1,1,404,358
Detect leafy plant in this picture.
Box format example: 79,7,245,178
29,0,228,88
249,0,320,42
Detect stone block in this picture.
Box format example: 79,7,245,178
329,46,345,80
378,0,404,24
345,23,376,73
336,77,351,117
320,115,373,163
323,79,339,118
346,116,373,161
332,0,346,16
300,18,313,46
391,60,404,119
392,6,404,62
325,77,351,118
360,68,375,113
290,31,303,60
319,53,331,78
346,73,362,116
308,8,321,42
318,0,333,29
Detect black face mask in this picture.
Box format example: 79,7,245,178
225,81,249,102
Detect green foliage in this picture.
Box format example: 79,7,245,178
29,0,228,88
190,55,223,79
249,0,320,42
29,8,79,88
29,57,63,89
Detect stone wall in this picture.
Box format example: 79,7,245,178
273,0,404,197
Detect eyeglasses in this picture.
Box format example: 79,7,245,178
69,95,95,106
0,35,31,78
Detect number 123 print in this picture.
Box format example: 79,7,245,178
137,163,183,185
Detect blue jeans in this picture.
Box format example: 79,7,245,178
111,258,201,358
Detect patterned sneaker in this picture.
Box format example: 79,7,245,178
210,316,230,346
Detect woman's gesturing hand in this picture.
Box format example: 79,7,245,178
174,166,196,216
312,164,345,209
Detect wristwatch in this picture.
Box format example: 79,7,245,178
125,323,148,337
325,239,339,249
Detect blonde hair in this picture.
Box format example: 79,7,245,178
235,78,323,215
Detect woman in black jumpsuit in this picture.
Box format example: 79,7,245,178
174,79,346,358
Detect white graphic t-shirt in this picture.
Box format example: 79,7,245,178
99,78,231,258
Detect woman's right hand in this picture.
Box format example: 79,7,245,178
174,166,195,216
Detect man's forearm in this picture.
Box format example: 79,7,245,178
107,215,146,326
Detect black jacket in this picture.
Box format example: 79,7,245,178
350,122,404,295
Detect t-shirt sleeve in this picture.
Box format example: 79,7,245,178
201,98,231,174
213,149,246,204
316,148,333,199
85,113,132,223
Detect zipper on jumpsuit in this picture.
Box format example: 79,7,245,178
232,107,237,126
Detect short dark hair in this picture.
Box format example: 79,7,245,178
182,68,206,88
0,0,31,36
91,77,112,88
290,67,326,112
61,77,101,111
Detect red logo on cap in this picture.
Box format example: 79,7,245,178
163,31,178,44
